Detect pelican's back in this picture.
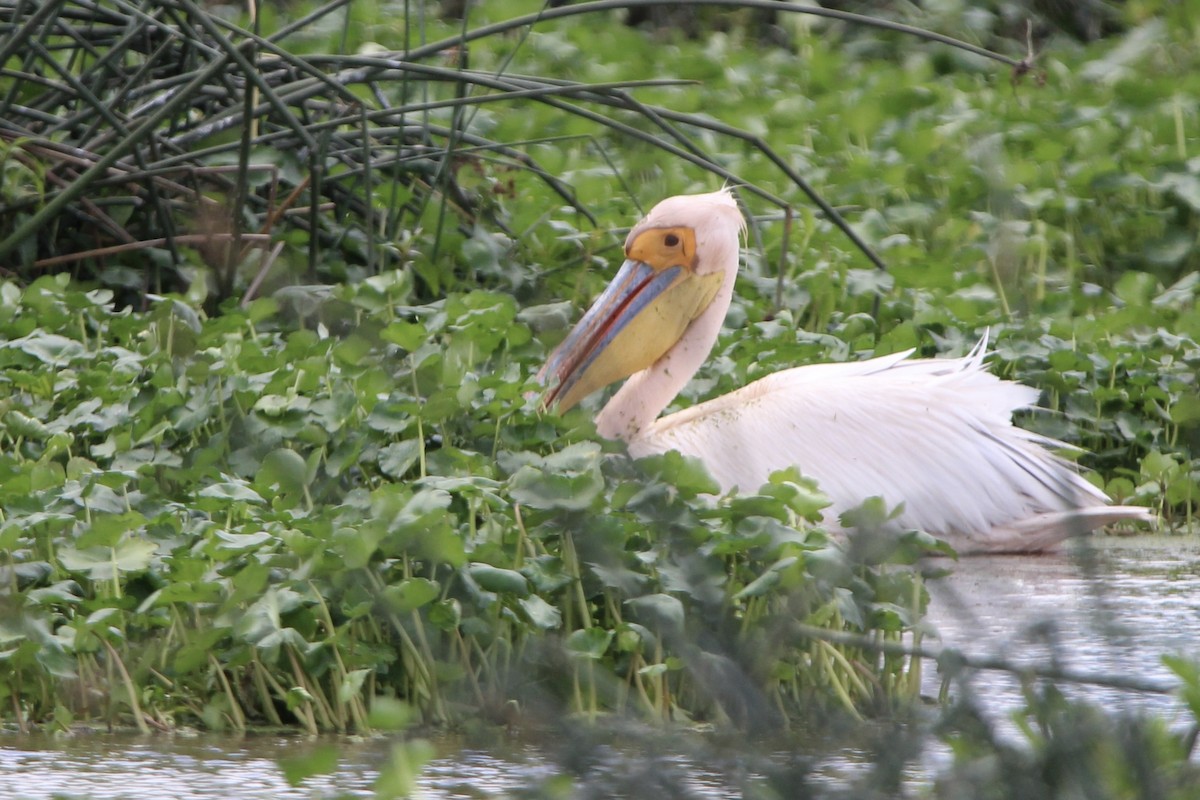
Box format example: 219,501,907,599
631,345,1147,552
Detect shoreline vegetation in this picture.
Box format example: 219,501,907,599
1,0,1198,795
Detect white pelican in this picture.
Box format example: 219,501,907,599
537,189,1151,553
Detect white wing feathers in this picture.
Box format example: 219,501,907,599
628,343,1149,552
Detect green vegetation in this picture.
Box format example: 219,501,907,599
0,272,927,732
1,0,1199,796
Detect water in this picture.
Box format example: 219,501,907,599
925,535,1200,722
2,535,1198,799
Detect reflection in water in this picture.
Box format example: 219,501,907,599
0,735,381,799
1,536,1197,799
924,536,1200,726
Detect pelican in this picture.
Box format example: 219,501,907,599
536,189,1151,553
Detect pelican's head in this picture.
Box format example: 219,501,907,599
537,189,745,412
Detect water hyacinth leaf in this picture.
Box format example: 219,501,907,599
257,448,310,493
1141,450,1180,482
845,268,895,297
635,450,720,497
4,562,53,588
803,546,851,585
58,537,156,579
466,563,530,597
77,512,145,548
639,663,669,679
520,556,573,594
839,496,903,532
1154,272,1200,308
586,560,649,595
0,619,25,650
366,403,415,435
728,491,798,523
83,607,122,633
869,602,914,632
379,440,421,478
229,562,271,605
565,627,614,660
333,524,384,570
428,599,462,631
34,638,76,680
625,593,685,636
286,686,314,711
382,578,440,612
213,530,275,554
333,335,372,367
61,480,125,514
735,557,799,600
834,587,866,629
888,529,957,562
337,668,372,704
1170,394,1200,426
518,594,562,630
6,331,86,366
616,622,656,653
254,394,309,416
198,479,265,505
517,301,574,332
381,321,426,351
355,270,413,310
763,469,832,519
147,294,202,333
256,628,312,663
507,442,604,511
174,629,226,674
26,581,83,607
29,463,66,492
234,586,302,644
3,410,50,440
380,489,465,565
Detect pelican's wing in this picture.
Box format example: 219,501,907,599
629,344,1147,551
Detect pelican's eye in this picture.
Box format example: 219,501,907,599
625,226,697,270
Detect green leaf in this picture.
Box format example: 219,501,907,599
7,332,86,366
379,440,421,478
258,448,309,492
3,410,50,440
625,593,685,636
382,578,440,612
1170,395,1200,427
565,627,613,660
466,563,530,597
735,557,798,600
58,537,157,579
337,668,371,704
279,744,339,787
507,442,604,511
381,320,427,351
373,740,435,800
77,512,145,548
198,480,265,504
518,594,562,630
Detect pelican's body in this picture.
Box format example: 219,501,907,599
538,190,1150,553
